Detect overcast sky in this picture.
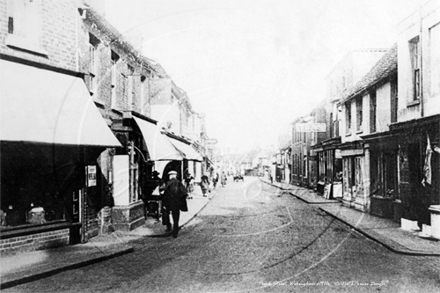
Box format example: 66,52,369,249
104,0,424,152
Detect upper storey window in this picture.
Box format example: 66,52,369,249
356,97,363,133
6,0,47,55
409,36,421,101
345,102,352,134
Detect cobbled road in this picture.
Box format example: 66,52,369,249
5,177,440,293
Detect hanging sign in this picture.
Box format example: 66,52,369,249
296,123,326,132
86,165,97,187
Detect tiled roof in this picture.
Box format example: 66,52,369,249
342,44,397,103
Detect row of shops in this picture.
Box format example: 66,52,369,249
0,58,208,252
278,1,440,238
0,0,211,254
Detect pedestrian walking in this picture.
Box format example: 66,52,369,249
212,171,219,188
200,173,210,197
221,171,227,187
162,170,188,238
184,171,194,199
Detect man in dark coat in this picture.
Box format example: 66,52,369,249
162,170,187,238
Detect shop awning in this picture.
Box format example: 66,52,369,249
0,60,121,147
168,137,203,161
133,117,183,161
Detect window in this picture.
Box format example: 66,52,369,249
390,76,398,123
345,102,352,134
356,97,363,132
111,50,120,109
140,75,147,115
430,23,440,97
127,64,134,111
88,33,100,95
370,91,376,133
5,0,46,55
409,36,421,101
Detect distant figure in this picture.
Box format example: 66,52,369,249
221,172,227,187
184,171,194,199
200,173,210,197
212,172,219,188
162,170,188,238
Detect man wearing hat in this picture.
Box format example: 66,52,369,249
162,170,188,238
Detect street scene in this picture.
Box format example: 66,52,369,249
1,0,440,292
2,179,440,292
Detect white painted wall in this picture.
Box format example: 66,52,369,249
150,104,181,135
113,155,130,206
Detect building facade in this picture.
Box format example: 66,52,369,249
0,0,121,253
390,1,440,229
340,44,398,213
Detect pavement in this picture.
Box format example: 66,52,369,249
0,187,214,289
260,177,440,257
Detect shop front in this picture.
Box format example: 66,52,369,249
390,115,440,228
111,113,182,231
341,142,370,212
0,60,121,253
315,137,343,199
361,133,398,219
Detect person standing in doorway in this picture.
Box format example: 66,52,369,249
162,170,188,238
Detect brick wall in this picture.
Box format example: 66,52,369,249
0,229,69,254
0,0,78,71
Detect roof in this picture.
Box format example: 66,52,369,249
342,44,397,103
82,3,168,78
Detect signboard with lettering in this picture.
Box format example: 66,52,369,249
295,123,326,132
86,165,97,187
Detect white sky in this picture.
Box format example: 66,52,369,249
104,0,424,152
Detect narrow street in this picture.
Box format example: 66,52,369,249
6,178,440,293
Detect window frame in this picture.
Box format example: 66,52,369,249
369,90,377,133
356,97,363,133
88,33,100,96
345,102,352,135
5,0,47,56
409,36,421,102
110,50,120,110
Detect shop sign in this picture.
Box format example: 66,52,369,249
86,165,97,187
296,123,326,132
335,149,342,159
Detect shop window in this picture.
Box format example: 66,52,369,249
409,36,421,102
303,156,308,178
0,144,85,229
370,90,376,133
5,0,46,55
356,97,363,132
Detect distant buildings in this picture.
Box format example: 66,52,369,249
287,0,440,236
